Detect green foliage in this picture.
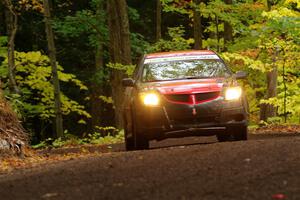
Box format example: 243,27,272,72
221,0,300,124
0,51,91,122
161,0,191,15
53,0,108,47
0,36,7,57
32,127,124,149
98,95,113,104
1,0,299,144
147,26,194,52
106,63,136,76
83,126,123,145
131,32,150,58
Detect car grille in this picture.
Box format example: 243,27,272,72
195,92,220,102
171,116,217,124
164,94,190,103
164,91,220,104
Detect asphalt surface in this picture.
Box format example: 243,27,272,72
0,134,300,200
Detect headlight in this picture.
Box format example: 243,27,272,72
141,93,160,106
225,87,242,100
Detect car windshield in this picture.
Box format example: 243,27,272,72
142,58,231,82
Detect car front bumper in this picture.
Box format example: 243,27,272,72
134,97,247,140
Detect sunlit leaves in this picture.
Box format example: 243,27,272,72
147,26,194,52
0,51,91,121
0,36,7,57
17,0,43,12
106,63,136,76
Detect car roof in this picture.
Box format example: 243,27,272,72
145,50,216,59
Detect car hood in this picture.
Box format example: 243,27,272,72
139,78,226,95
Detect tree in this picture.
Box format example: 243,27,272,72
156,0,162,41
259,1,278,122
2,0,20,94
107,0,132,129
223,0,233,50
91,0,107,130
193,0,202,49
43,0,63,138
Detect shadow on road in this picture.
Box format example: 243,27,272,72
150,136,218,150
38,133,300,156
150,133,300,150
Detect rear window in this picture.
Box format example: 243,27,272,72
142,55,230,82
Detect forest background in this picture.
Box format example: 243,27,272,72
0,0,299,147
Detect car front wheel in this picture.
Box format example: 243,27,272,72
216,132,231,142
133,126,149,150
133,121,149,150
125,135,135,151
232,125,248,141
124,117,135,151
217,125,248,142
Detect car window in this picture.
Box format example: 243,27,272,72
142,58,231,82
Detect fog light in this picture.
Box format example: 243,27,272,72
225,87,242,100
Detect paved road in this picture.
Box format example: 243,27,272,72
0,134,299,200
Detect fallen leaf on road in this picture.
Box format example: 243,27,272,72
138,156,143,160
272,193,286,199
113,182,124,187
283,180,288,185
42,193,58,198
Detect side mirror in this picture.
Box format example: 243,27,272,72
235,71,247,79
122,78,135,87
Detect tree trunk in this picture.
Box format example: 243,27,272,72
193,0,202,50
223,0,233,50
43,0,63,138
215,15,220,52
260,56,278,122
259,1,278,123
107,0,132,129
266,67,278,117
156,0,162,41
90,1,106,130
3,0,20,94
90,43,104,129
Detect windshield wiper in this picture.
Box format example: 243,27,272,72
184,76,211,79
145,76,212,82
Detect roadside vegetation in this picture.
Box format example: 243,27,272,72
0,0,299,153
31,128,124,149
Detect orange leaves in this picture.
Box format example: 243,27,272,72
251,125,300,135
0,147,102,173
17,0,44,12
240,49,260,59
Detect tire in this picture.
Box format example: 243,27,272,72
132,119,149,150
124,116,135,151
232,125,248,141
216,132,231,142
217,125,248,142
134,135,149,150
125,112,149,151
125,135,135,151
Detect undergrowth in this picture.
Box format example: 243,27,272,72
32,127,124,149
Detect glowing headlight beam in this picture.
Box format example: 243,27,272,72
142,93,159,106
225,87,242,100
